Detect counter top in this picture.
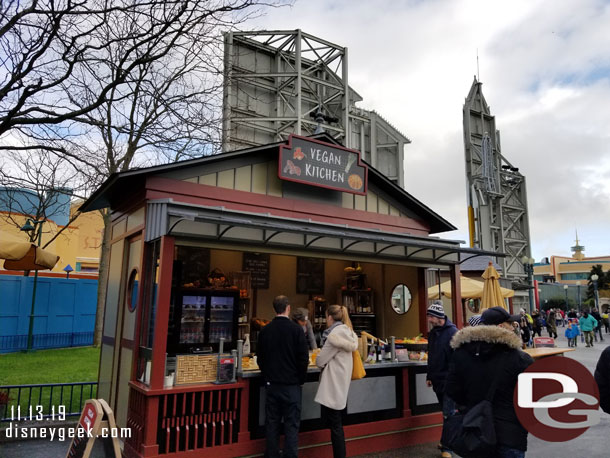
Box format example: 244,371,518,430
238,359,426,378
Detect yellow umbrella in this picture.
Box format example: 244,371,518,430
428,275,514,300
0,232,59,271
481,262,507,310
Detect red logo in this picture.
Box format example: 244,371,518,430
514,357,600,441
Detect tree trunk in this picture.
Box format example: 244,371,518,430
94,210,112,347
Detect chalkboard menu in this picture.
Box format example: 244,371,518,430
243,252,270,289
296,257,325,294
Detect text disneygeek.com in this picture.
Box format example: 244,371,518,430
4,423,131,441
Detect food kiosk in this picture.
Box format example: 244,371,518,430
81,133,497,457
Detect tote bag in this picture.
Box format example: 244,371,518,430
351,350,366,380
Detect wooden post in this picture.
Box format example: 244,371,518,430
418,268,428,336
450,264,463,328
151,235,175,389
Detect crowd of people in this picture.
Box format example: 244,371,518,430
513,307,608,349
256,295,610,458
427,301,610,458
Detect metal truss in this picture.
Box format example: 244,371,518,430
463,77,532,283
222,30,408,186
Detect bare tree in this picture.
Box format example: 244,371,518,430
0,147,88,246
1,0,285,346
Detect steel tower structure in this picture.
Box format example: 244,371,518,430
463,77,532,292
222,30,409,187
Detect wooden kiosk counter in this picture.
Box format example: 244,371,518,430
81,134,498,457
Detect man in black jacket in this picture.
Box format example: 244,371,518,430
258,295,309,458
446,306,533,458
425,301,458,458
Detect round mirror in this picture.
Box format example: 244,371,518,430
127,268,139,312
466,298,481,313
391,284,412,315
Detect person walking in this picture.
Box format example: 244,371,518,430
565,321,579,347
291,307,318,350
518,309,531,348
446,306,534,458
579,311,598,348
314,305,358,458
603,311,610,334
531,309,543,337
591,308,604,342
546,308,558,339
257,296,309,458
425,301,458,458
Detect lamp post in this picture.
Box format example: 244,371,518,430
521,256,535,314
591,274,600,311
563,284,569,313
21,218,45,352
576,281,582,314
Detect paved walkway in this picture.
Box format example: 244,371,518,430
1,329,608,458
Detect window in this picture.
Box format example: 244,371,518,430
560,273,589,280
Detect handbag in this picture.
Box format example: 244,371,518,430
441,360,500,457
351,350,366,380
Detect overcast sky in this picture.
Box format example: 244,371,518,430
248,0,610,261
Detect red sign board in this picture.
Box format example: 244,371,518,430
533,337,555,348
278,135,367,195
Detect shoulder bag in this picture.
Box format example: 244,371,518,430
351,350,366,380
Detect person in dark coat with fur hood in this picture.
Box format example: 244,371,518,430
446,306,534,458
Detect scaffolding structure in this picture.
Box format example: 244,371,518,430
463,77,532,293
222,30,409,186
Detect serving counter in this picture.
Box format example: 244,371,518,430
125,360,441,458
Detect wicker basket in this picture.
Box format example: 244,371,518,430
175,355,218,385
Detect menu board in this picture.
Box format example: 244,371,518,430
243,252,270,289
296,257,324,294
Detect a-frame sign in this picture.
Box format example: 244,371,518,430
66,399,122,458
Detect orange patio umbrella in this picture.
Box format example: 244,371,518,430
481,261,507,310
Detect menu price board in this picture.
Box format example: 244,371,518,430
279,135,367,195
243,252,270,289
296,257,324,294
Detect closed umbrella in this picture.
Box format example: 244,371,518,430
481,262,506,310
0,232,59,271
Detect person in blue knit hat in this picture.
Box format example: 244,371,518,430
425,301,458,458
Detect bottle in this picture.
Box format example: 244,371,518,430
243,333,251,355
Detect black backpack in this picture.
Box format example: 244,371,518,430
441,360,501,457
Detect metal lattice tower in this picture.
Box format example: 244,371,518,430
463,77,532,285
222,30,409,187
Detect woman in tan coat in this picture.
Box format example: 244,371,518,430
315,305,358,458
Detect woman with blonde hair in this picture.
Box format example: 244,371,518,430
315,305,358,458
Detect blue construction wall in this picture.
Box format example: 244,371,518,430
0,275,98,352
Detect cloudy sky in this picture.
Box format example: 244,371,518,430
248,0,610,261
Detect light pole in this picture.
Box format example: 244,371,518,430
591,274,600,311
563,284,569,313
521,256,535,313
576,281,582,314
21,218,45,352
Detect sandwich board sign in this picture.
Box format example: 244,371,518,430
533,337,555,348
66,399,121,458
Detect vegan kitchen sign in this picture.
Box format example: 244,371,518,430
279,135,367,195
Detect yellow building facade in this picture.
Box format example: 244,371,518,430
533,237,610,285
0,201,104,275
